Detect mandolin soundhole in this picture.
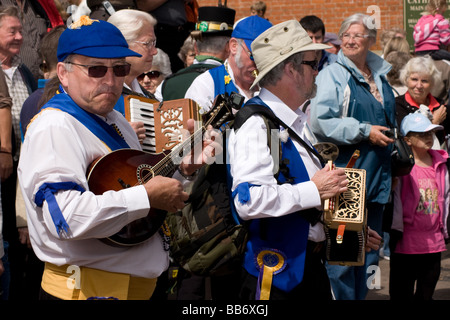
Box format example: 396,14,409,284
136,164,154,184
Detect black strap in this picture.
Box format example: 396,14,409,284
234,105,325,166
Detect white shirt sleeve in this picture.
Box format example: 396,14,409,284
184,71,216,114
228,115,322,221
18,110,150,240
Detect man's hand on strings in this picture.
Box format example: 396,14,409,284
178,118,223,176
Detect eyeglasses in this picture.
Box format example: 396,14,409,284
341,33,370,41
137,70,161,81
238,41,254,61
135,38,157,50
300,60,319,71
66,62,131,78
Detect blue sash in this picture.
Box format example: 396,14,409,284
209,64,239,98
34,91,129,236
231,98,311,293
42,92,130,151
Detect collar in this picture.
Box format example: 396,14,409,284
124,78,145,96
258,88,306,134
194,55,223,65
338,50,392,80
405,91,440,111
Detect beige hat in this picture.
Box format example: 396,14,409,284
250,20,331,89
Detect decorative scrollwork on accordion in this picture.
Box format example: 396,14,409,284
323,167,367,266
330,169,365,224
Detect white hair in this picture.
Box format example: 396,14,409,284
152,48,172,77
399,55,442,86
108,9,157,43
338,13,377,40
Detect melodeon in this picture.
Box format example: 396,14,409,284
323,154,367,266
124,95,201,153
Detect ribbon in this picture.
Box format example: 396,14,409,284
231,182,259,204
35,182,85,236
255,249,287,300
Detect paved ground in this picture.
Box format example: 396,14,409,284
366,243,450,300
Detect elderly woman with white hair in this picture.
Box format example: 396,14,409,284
107,9,158,143
137,48,172,100
310,13,396,300
395,55,449,145
108,9,158,98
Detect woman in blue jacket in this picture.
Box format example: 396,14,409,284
310,13,396,300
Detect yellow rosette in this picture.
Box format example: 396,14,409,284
255,249,286,300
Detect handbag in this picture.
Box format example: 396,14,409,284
385,112,415,176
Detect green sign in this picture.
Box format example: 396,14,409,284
404,0,450,51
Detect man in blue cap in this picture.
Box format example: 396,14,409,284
185,15,272,113
17,16,220,300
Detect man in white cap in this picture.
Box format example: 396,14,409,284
227,20,380,300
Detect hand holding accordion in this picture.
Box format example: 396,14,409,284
323,150,368,266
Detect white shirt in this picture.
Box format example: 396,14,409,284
17,104,185,278
228,88,325,241
184,59,259,114
155,57,224,102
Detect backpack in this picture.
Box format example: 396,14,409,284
166,104,283,277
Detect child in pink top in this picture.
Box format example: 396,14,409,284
413,0,450,60
390,113,449,300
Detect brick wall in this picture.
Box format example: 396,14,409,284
197,0,405,51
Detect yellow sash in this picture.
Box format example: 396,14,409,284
42,262,157,300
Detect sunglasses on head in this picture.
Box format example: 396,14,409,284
137,70,161,81
67,62,131,78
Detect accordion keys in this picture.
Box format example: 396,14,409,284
124,95,200,154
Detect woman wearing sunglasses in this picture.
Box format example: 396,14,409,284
137,48,172,100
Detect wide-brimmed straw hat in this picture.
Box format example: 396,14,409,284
250,20,331,89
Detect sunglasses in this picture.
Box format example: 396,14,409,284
67,62,131,78
300,60,319,71
137,70,161,81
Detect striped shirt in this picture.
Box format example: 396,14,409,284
414,13,450,52
3,56,31,161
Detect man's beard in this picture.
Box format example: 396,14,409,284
303,83,317,100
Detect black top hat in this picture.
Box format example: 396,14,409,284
195,6,236,37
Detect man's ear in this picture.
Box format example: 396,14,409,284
284,61,297,79
57,62,69,88
229,38,239,55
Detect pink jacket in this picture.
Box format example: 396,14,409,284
392,149,449,253
414,14,450,51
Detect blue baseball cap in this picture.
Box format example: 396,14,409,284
57,16,141,62
400,112,443,136
232,15,272,52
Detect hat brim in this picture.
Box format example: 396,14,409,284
73,46,142,59
200,29,233,37
250,42,331,90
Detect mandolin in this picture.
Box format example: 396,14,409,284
87,93,243,246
